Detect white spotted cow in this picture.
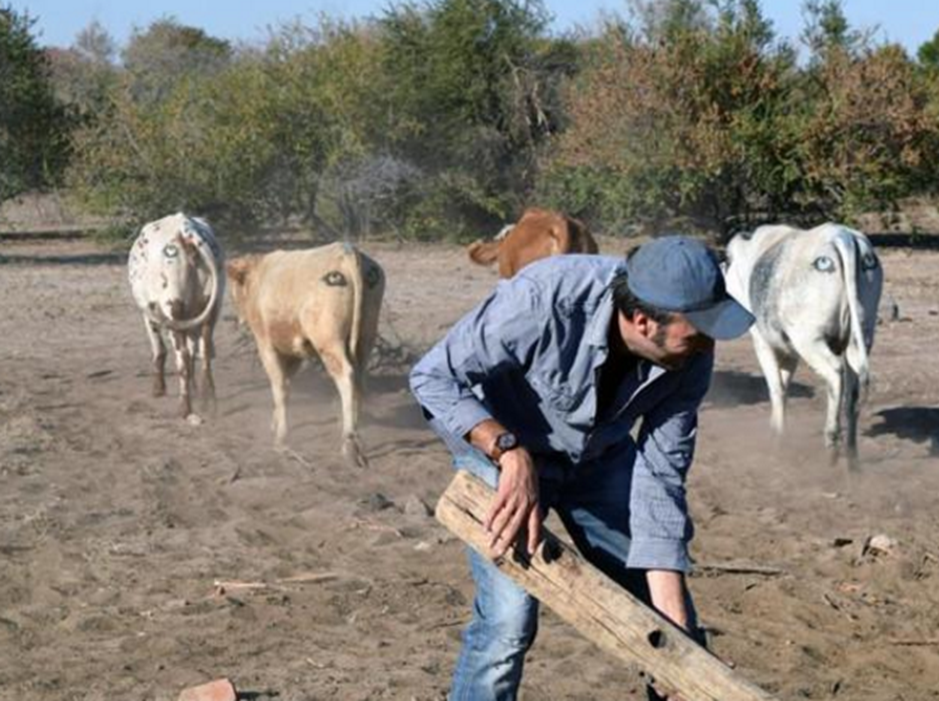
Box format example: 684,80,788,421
128,213,224,418
225,243,385,467
725,223,883,469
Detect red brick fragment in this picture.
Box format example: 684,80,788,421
177,678,237,701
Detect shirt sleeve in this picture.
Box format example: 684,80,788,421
409,276,544,440
627,351,714,572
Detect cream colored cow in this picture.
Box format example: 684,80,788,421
226,243,384,466
128,213,224,418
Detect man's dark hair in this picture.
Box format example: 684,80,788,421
611,272,675,324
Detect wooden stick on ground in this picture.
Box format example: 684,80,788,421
213,572,339,594
436,470,778,701
696,563,786,577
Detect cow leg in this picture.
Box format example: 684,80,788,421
172,330,193,418
777,353,799,425
144,317,168,397
258,346,293,449
794,339,845,464
750,330,788,436
319,346,367,468
198,318,218,414
843,364,861,471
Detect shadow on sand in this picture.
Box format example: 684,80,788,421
867,406,939,455
705,369,814,408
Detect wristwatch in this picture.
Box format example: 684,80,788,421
489,431,519,463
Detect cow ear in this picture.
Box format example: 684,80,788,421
226,258,251,285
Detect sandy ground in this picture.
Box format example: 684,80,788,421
1,233,938,701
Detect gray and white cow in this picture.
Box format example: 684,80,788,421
725,223,883,469
128,212,225,418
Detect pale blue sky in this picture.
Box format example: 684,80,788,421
10,0,939,56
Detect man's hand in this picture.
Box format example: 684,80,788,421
483,448,542,558
650,679,688,701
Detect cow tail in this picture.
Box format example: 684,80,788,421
467,239,502,266
349,245,365,370
157,230,221,333
833,232,870,390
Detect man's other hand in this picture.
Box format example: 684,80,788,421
483,449,542,558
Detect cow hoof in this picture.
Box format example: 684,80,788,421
342,438,369,469
846,449,860,473
186,413,204,426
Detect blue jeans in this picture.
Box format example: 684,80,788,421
447,450,699,701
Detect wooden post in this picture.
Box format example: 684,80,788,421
436,470,778,701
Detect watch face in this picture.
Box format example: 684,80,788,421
496,432,518,452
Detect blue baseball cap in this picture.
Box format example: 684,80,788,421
625,235,754,340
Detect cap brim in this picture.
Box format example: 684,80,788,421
684,297,755,340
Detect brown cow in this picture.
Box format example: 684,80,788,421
226,242,384,467
466,208,599,278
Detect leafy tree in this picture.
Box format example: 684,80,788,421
380,0,573,235
0,5,70,200
544,0,799,236
47,20,119,117
67,17,393,235
122,17,232,104
792,42,939,219
918,28,939,71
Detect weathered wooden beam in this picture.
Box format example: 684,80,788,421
435,470,778,701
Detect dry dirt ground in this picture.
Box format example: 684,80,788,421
1,233,938,701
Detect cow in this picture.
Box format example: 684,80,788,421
128,213,224,419
225,243,385,467
466,207,599,278
724,223,883,469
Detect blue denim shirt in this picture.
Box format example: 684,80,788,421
409,254,713,572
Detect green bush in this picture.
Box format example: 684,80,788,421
0,5,71,200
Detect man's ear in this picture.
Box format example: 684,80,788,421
630,309,655,339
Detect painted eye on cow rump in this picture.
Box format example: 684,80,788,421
813,255,835,273
861,252,879,271
323,270,347,286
